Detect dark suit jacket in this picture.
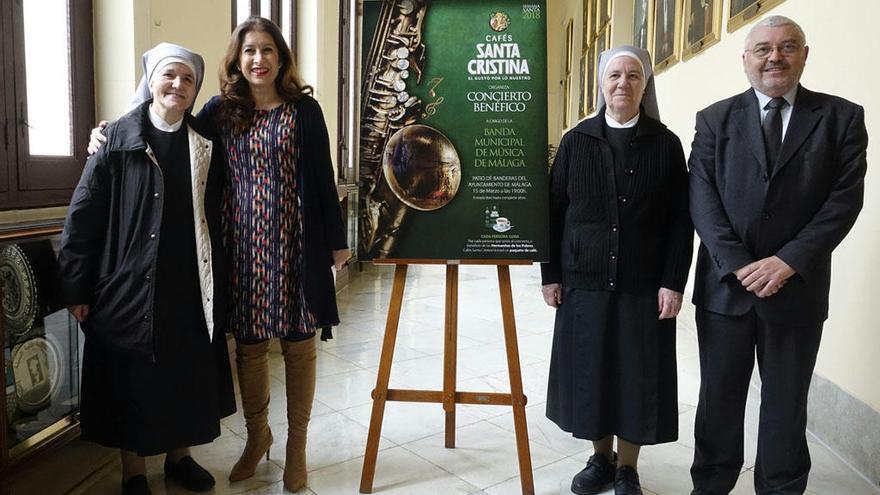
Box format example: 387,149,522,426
689,85,867,325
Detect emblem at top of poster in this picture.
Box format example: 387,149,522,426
490,11,511,31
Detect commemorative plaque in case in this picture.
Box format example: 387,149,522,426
0,235,81,459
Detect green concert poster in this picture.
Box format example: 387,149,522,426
358,0,549,261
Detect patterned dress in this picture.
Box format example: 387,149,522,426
223,103,317,341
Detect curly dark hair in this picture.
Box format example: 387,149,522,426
218,16,313,134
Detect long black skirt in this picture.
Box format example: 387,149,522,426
79,310,236,456
546,288,678,445
78,127,236,456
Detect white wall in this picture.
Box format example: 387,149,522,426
145,0,231,112
92,0,138,121
546,1,569,142
297,0,341,175
92,0,342,173
93,0,231,120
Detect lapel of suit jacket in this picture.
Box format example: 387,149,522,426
774,85,822,177
731,89,767,172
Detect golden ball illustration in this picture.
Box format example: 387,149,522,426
382,124,461,211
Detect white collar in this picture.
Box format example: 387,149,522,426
753,86,798,109
148,105,184,132
605,112,640,129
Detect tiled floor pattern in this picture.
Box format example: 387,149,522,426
74,264,878,494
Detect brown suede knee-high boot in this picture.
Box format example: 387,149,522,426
229,340,274,481
280,337,317,492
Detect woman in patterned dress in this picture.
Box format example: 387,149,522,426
201,17,349,492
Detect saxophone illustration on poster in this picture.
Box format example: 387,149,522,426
358,0,548,261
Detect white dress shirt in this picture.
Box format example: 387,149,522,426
605,112,640,129
754,86,798,139
148,105,184,132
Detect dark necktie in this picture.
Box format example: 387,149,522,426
762,97,786,173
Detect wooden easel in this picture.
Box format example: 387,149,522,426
359,259,535,495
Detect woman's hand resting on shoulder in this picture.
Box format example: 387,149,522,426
87,121,109,155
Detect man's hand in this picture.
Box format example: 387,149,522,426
68,304,90,322
87,121,109,155
332,248,351,271
734,256,795,298
542,283,562,308
658,288,684,319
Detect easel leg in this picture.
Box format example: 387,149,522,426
359,264,408,493
497,265,535,495
443,264,459,448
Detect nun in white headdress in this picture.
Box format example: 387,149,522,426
58,43,235,495
540,45,693,495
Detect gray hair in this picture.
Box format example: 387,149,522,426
744,15,806,50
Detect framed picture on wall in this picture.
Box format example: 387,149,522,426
565,18,574,74
682,0,722,60
727,0,785,33
580,43,598,118
652,0,680,73
578,52,587,119
587,43,597,114
563,76,572,128
596,26,610,60
563,19,574,128
582,0,593,52
633,0,654,50
597,0,612,32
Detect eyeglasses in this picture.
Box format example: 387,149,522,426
747,43,802,58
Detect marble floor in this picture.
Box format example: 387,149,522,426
69,264,878,494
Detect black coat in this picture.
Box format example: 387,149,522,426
57,102,227,360
200,95,347,334
689,85,868,324
541,110,693,294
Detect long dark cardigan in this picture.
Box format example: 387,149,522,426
541,109,693,294
200,95,347,339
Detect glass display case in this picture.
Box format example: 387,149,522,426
344,186,358,257
0,226,82,491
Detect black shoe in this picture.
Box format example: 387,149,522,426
121,475,152,495
164,456,215,492
614,465,643,495
571,452,617,495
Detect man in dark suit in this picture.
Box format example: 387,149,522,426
688,15,867,495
